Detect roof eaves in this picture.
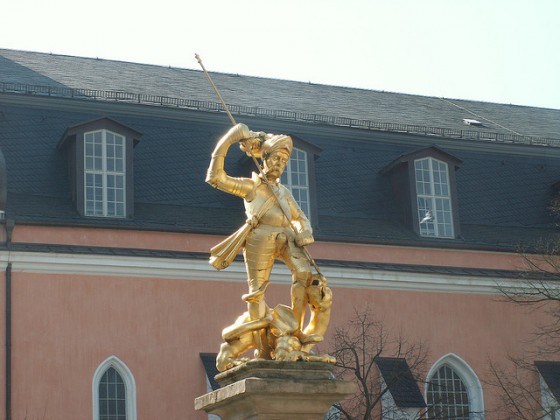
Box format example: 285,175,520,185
199,353,220,390
535,361,560,401
375,357,426,408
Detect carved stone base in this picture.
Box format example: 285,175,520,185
195,360,355,419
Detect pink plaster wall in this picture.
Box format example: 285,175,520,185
10,272,244,420
13,225,527,271
3,224,550,419
311,241,526,271
7,270,550,419
11,225,219,254
0,272,5,417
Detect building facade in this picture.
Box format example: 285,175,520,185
1,48,560,419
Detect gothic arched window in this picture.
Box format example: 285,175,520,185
427,364,470,418
426,354,484,419
93,356,137,420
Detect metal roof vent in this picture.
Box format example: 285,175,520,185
463,118,483,127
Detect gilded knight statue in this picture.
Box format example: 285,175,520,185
206,123,334,371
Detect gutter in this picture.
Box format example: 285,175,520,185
4,219,13,420
5,261,10,420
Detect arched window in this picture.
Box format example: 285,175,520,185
426,353,484,419
93,356,137,420
427,364,470,418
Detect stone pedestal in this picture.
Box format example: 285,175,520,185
195,360,355,419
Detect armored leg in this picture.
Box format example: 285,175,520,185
243,228,277,320
243,227,286,358
281,240,313,333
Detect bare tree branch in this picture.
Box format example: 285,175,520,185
329,306,429,420
488,230,560,418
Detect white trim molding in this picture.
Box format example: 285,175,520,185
0,249,547,295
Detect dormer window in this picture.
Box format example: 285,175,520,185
84,130,126,217
381,146,462,239
279,136,321,226
415,157,454,238
58,117,141,219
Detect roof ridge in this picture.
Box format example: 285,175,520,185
4,48,559,112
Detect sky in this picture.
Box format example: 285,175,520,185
2,0,559,110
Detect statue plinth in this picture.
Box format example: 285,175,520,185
195,360,355,419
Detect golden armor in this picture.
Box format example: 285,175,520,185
206,123,333,371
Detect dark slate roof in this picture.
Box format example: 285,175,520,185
1,48,559,142
535,361,560,401
375,357,426,408
199,353,220,391
1,48,559,252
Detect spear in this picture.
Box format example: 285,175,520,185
195,53,322,277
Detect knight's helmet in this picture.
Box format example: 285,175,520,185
241,133,293,160
260,134,293,159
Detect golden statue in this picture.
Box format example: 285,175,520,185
206,123,334,371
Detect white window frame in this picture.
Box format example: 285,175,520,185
425,353,484,419
84,129,126,218
415,157,454,238
281,147,311,220
93,355,137,420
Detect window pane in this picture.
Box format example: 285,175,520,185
105,132,125,174
282,147,311,220
415,158,453,238
99,367,127,420
85,131,104,171
84,130,126,218
427,365,470,420
117,400,126,415
116,203,124,217
417,197,435,237
415,158,433,196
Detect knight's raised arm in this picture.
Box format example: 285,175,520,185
205,123,259,198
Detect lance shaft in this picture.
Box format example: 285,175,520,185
195,53,322,276
195,54,237,126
